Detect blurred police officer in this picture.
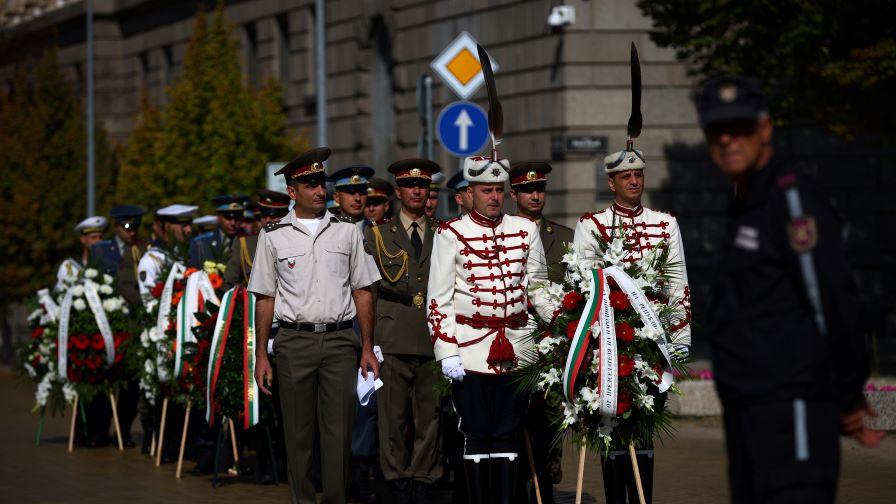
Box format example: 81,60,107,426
249,147,381,504
188,194,247,267
223,189,291,289
363,176,394,226
329,164,375,224
697,76,883,504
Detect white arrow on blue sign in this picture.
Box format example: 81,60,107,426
436,101,489,158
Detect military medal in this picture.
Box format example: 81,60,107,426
413,292,425,309
787,216,817,253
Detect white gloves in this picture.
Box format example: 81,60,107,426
373,345,384,364
441,355,466,382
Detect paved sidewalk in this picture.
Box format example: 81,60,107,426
1,368,892,503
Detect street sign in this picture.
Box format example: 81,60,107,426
436,101,490,158
430,32,498,100
551,135,609,157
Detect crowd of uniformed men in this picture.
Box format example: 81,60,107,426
54,75,879,504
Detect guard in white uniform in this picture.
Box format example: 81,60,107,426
137,204,197,296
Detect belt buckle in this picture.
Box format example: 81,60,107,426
314,323,327,333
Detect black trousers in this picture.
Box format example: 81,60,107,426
451,373,529,457
722,398,840,504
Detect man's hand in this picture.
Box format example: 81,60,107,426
360,347,380,380
255,354,274,395
841,401,886,448
441,355,465,382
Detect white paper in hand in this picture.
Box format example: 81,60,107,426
356,367,383,406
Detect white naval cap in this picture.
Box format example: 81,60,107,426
429,171,446,190
463,155,510,184
604,149,647,174
192,215,218,228
156,204,199,223
74,216,108,235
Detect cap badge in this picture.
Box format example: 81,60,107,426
526,171,537,181
367,187,375,196
491,167,502,177
350,175,361,184
719,84,738,103
410,168,422,177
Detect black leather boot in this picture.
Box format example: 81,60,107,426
600,451,630,504
491,456,518,504
463,458,490,504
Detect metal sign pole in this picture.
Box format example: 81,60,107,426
315,0,326,148
86,0,95,217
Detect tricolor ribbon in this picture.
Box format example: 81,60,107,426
561,266,674,417
156,263,185,345
174,271,219,380
205,286,260,429
83,281,115,367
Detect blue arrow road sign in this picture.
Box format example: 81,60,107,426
436,101,489,158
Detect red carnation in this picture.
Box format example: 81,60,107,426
565,320,579,340
615,322,635,342
617,391,632,415
610,290,631,311
618,354,635,377
91,333,105,350
72,334,90,350
151,282,164,299
114,352,124,364
86,355,103,370
561,291,584,311
31,327,44,340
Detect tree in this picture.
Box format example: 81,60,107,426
0,48,118,300
115,3,303,212
636,0,896,138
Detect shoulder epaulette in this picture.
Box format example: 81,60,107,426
578,212,596,222
264,222,290,233
335,214,357,223
437,216,462,233
373,216,392,227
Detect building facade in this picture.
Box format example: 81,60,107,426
2,0,894,356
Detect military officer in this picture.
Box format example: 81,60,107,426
249,147,381,504
363,159,443,502
188,194,247,268
193,215,218,234
56,216,108,292
509,162,573,284
137,204,197,296
697,76,882,504
428,154,556,504
363,177,394,225
90,204,147,449
425,172,445,219
508,161,572,503
446,170,472,215
329,164,375,223
223,189,291,289
326,188,340,215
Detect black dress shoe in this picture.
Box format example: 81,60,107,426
412,481,434,503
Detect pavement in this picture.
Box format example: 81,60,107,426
2,367,894,503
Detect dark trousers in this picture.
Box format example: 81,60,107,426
451,373,529,456
275,327,358,504
722,398,840,504
116,379,140,439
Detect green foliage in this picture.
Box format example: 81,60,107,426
0,48,118,300
637,0,896,138
115,3,303,213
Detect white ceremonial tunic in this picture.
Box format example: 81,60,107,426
137,247,167,296
427,211,556,374
573,202,692,346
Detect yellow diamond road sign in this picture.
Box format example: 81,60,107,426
431,32,498,100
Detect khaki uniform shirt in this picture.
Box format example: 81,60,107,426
248,210,381,323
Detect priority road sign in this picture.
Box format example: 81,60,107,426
436,101,489,158
430,32,498,100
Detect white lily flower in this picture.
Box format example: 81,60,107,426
579,386,601,412
537,368,561,390
562,401,582,427
536,336,561,355
62,383,76,403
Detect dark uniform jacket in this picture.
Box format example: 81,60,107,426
223,234,258,289
363,216,435,357
538,219,573,284
90,238,145,307
707,153,868,410
188,228,232,268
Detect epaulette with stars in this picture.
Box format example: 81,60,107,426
264,222,290,233
335,214,357,224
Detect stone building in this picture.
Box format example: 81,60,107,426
2,0,894,357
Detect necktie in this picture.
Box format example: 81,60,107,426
411,222,423,260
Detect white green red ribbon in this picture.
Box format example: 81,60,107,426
56,289,74,380
562,266,674,417
206,286,238,425
174,271,219,380
563,269,604,402
157,262,184,340
37,289,59,323
56,281,117,380
243,290,259,429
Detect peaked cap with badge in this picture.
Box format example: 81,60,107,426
388,158,441,187
694,75,767,127
212,194,249,214
75,216,109,235
329,164,375,191
275,147,331,184
366,177,394,201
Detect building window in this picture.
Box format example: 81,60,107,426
273,14,290,84
242,21,259,87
